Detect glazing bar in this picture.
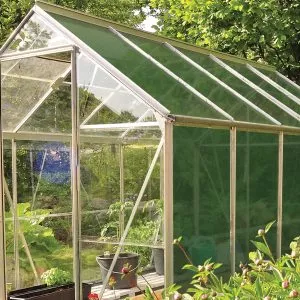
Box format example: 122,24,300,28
277,132,283,258
80,121,159,130
0,60,7,300
247,64,300,105
230,127,237,274
71,47,81,300
276,71,300,92
0,45,74,61
109,27,234,121
210,55,300,122
164,43,280,125
164,121,173,286
12,139,20,288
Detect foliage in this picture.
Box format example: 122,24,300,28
164,221,300,300
150,0,300,82
41,267,72,286
5,202,61,257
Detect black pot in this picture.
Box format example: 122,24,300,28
96,253,139,289
8,282,92,300
153,248,164,275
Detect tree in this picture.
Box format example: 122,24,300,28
0,0,148,47
150,0,300,82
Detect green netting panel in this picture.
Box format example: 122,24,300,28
125,34,274,125
49,13,228,120
236,132,278,266
282,135,300,254
182,50,299,127
3,13,70,54
224,62,300,119
173,126,230,277
260,69,300,101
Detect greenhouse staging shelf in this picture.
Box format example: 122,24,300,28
91,272,164,299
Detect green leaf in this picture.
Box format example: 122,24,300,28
271,266,283,281
255,278,263,298
251,240,272,258
265,220,276,234
182,264,198,272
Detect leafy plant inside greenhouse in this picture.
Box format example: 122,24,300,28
161,222,300,300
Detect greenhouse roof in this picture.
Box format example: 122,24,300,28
1,1,300,136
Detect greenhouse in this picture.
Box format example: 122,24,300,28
1,1,300,299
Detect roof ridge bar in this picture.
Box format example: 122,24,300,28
275,71,300,92
247,64,300,106
210,55,300,122
164,43,280,125
13,64,72,133
109,26,234,121
33,6,170,119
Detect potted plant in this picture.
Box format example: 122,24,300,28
8,268,92,300
97,201,140,289
143,199,164,275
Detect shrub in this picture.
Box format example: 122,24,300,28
41,268,72,286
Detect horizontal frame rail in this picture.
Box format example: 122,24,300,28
80,122,159,130
174,115,300,135
0,45,74,61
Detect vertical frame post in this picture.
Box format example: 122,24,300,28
277,132,284,258
230,127,237,274
71,47,81,300
0,60,7,300
119,145,125,237
164,121,173,287
12,139,20,288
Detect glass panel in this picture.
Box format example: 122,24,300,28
125,34,274,124
1,55,70,132
78,54,157,127
282,134,300,253
261,69,300,100
4,13,70,54
173,126,230,279
21,85,72,133
236,132,278,267
80,131,164,296
181,49,299,126
3,140,73,290
50,13,228,120
225,62,300,117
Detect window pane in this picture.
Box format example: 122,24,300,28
236,132,278,266
283,135,300,253
1,55,70,132
125,34,273,125
50,13,228,120
4,13,70,54
182,50,299,126
174,126,230,278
